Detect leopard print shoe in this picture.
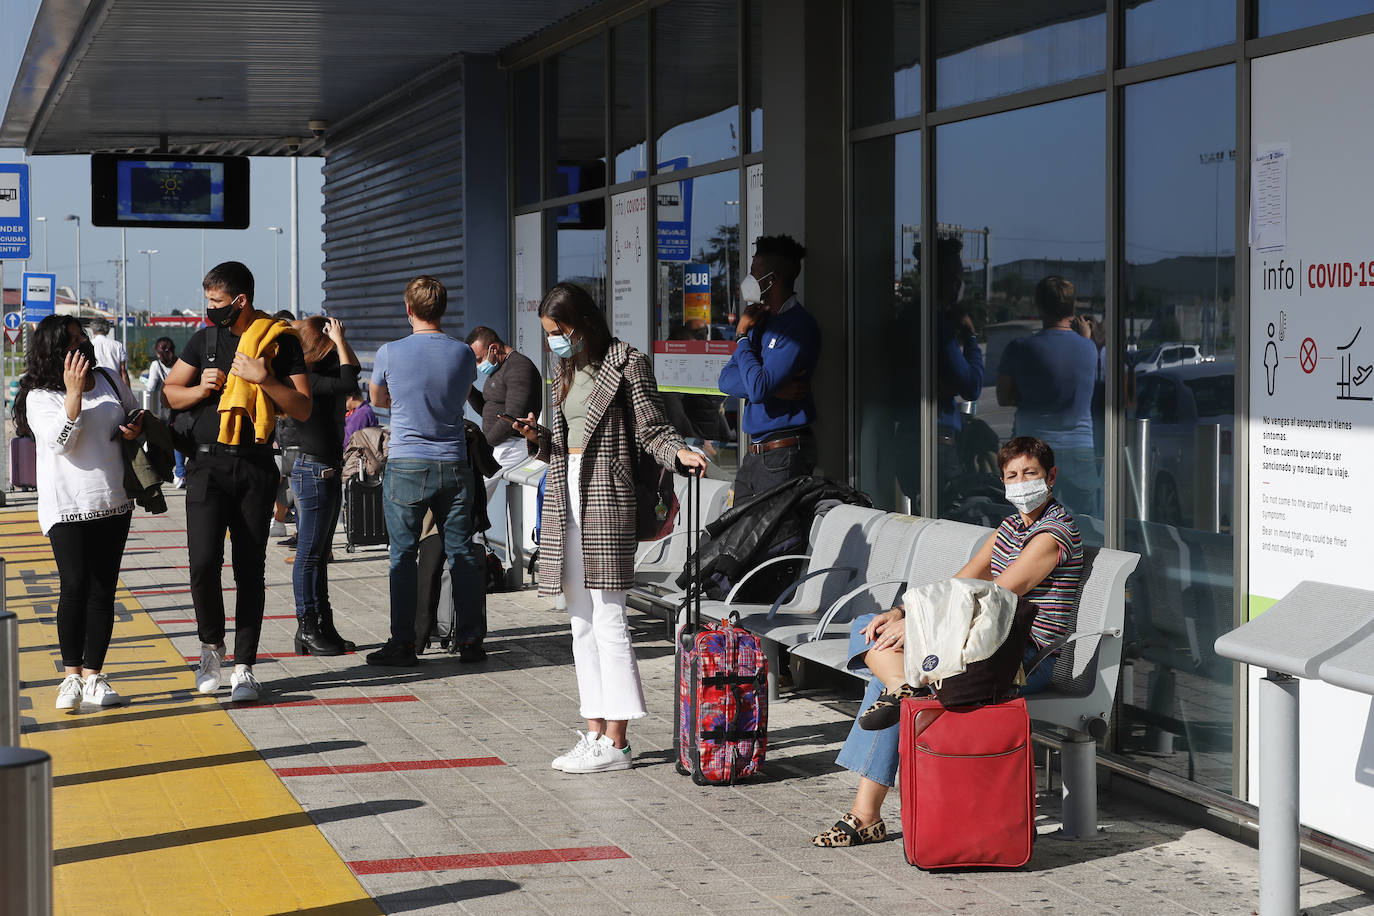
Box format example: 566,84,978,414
858,682,922,731
811,813,887,847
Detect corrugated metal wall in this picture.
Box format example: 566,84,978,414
321,62,465,361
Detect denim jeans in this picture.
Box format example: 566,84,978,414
382,458,484,647
834,613,1056,787
290,457,342,621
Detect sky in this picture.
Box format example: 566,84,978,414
0,150,326,316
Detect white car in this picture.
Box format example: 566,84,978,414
1133,342,1204,376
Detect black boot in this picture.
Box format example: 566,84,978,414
318,604,356,652
293,613,346,656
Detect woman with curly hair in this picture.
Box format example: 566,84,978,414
15,314,143,710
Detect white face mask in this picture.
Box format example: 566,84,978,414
1004,477,1050,515
740,271,774,306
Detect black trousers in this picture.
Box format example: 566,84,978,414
186,452,278,665
733,430,818,504
49,511,132,670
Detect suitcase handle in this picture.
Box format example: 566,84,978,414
682,469,702,634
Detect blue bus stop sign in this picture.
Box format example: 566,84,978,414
0,164,31,260
22,272,56,319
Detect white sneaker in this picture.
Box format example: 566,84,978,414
551,731,597,770
269,520,288,537
196,644,225,694
55,674,83,710
81,673,123,708
560,734,632,774
172,476,186,489
229,668,261,703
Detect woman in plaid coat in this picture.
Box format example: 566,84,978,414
512,283,707,774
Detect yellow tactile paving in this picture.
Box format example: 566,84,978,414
4,508,382,916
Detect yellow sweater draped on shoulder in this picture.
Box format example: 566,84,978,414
217,310,300,445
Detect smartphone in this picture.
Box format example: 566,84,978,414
497,412,552,438
112,408,146,439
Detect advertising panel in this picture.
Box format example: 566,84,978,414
513,213,544,371
683,264,711,327
611,188,650,353
1249,33,1374,849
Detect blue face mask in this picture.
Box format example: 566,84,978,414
547,333,582,359
477,357,499,377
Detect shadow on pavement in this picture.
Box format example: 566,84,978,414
52,739,368,787
272,879,522,916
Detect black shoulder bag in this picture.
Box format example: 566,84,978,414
168,326,221,455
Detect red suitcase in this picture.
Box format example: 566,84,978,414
674,471,768,785
9,435,36,490
898,696,1035,869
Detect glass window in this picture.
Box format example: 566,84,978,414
546,36,606,198
548,202,607,310
748,0,764,152
935,93,1106,537
934,1,1106,110
653,169,741,473
613,17,648,184
1258,0,1374,36
655,1,740,171
1121,65,1236,793
514,65,541,207
852,0,922,127
853,131,921,511
1125,0,1235,66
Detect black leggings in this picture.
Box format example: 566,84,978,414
49,512,132,671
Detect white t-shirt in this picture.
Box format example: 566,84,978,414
146,357,174,420
25,370,136,534
91,332,128,374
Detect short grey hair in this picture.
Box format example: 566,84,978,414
88,317,110,334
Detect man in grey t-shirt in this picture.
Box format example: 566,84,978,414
367,275,483,666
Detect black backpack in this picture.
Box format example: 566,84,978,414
168,327,223,454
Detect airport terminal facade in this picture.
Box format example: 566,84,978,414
7,0,1374,872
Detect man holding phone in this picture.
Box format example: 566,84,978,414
465,326,543,501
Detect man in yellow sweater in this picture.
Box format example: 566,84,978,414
163,262,312,702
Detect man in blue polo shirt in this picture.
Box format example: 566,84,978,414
367,275,484,666
718,234,821,503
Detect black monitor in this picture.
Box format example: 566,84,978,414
91,154,250,229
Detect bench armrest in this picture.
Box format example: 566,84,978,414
1025,627,1123,677
633,529,695,571
760,566,858,621
723,554,812,605
807,579,908,643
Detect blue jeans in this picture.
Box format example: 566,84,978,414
174,449,186,479
290,457,342,620
834,613,1055,787
382,458,484,647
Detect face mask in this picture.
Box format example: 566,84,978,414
477,358,499,377
206,296,240,329
1004,478,1050,515
740,271,774,306
547,334,582,359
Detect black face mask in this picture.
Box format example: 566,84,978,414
206,298,239,329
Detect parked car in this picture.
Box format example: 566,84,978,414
1133,342,1204,376
1132,361,1233,530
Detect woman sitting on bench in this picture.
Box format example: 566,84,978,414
811,436,1083,848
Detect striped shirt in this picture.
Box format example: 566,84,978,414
990,500,1083,650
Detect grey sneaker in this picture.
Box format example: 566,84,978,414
551,731,596,770
81,673,123,708
229,668,261,703
560,734,632,774
196,644,225,694
56,674,83,710
269,520,288,538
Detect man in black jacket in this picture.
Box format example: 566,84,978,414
465,327,543,501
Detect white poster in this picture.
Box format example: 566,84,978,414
1249,33,1374,850
611,188,650,353
746,163,764,265
513,212,544,368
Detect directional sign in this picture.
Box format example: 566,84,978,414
3,312,18,331
22,272,55,320
4,327,18,345
0,164,31,260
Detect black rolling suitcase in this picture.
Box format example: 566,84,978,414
344,471,389,552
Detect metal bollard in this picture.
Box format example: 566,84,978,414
1059,730,1098,838
0,747,52,916
0,556,18,746
1259,672,1300,916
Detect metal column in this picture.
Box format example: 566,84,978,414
0,747,52,916
1259,672,1300,915
0,559,17,746
1059,731,1099,838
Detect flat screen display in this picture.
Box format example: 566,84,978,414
91,154,249,229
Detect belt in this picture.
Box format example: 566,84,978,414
195,443,278,458
749,436,801,455
294,452,338,467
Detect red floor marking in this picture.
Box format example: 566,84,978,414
160,615,296,624
130,529,188,534
184,650,354,662
140,587,237,596
275,757,504,777
348,846,630,875
229,695,418,709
